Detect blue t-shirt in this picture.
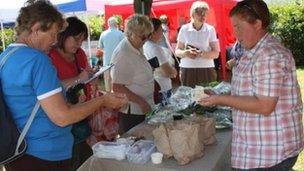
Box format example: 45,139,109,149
0,43,73,161
98,28,124,66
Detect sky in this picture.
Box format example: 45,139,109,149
264,0,299,4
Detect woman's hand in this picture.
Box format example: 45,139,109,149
78,70,90,83
78,67,96,83
138,100,152,114
226,58,236,70
184,49,200,59
198,95,219,106
171,68,178,78
101,92,128,110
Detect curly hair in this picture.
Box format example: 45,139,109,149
125,14,153,38
15,0,64,36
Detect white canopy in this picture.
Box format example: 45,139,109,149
0,0,111,56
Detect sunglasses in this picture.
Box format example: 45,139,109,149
241,4,260,19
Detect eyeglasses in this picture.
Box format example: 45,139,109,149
241,4,260,19
134,33,152,42
71,35,84,44
154,27,164,33
72,35,85,43
194,8,207,16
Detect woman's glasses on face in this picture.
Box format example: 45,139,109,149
194,8,207,16
135,33,152,42
72,35,85,44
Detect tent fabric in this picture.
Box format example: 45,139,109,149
105,0,239,80
0,0,108,24
0,0,108,56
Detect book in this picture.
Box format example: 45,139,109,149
83,63,114,84
185,43,201,51
147,56,160,69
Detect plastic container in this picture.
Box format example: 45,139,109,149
126,140,156,164
151,152,163,164
92,141,130,160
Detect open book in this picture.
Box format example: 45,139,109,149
83,63,114,84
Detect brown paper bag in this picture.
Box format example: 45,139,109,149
152,124,173,158
128,123,157,140
192,116,217,145
168,122,204,165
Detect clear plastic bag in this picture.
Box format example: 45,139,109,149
126,140,156,164
147,86,194,124
211,81,231,95
92,141,132,160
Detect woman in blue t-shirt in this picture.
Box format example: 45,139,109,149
1,1,127,171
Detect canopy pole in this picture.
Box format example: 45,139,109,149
141,0,145,15
85,12,92,59
1,20,5,50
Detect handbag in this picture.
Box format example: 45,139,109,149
87,90,119,146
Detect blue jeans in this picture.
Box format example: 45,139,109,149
234,155,298,171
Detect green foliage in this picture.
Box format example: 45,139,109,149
87,15,123,40
112,15,123,29
269,2,304,66
0,28,15,53
87,15,105,40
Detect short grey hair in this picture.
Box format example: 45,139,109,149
108,16,118,28
190,1,210,19
125,14,153,37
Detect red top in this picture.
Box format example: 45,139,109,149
48,48,88,80
49,48,92,98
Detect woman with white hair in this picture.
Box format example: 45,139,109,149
110,14,154,134
175,1,220,88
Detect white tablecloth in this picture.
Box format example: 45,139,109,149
78,127,232,171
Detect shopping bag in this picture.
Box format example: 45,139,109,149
152,124,173,158
167,121,204,165
87,90,119,146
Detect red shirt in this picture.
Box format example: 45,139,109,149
49,48,92,97
48,48,88,80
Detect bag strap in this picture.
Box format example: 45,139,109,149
15,102,40,155
0,47,19,68
0,47,40,155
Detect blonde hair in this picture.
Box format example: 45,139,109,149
190,1,209,19
159,14,168,24
125,14,153,37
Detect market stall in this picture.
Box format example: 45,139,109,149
78,83,233,171
78,128,232,171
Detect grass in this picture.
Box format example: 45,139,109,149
293,68,304,171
